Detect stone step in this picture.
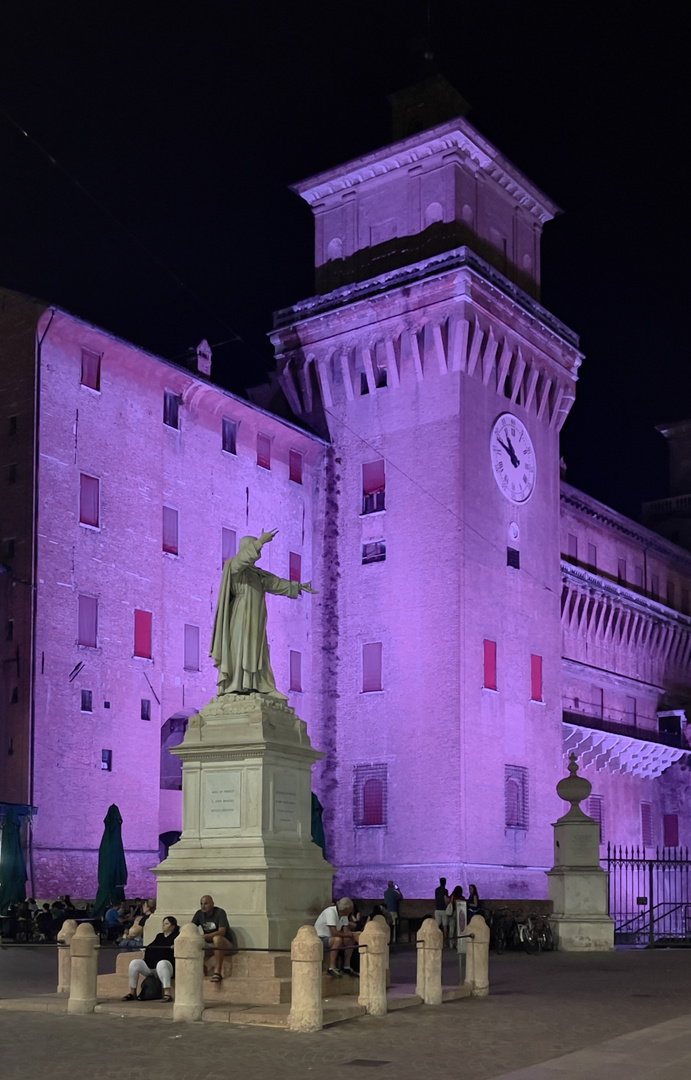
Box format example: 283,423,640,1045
98,968,361,1004
114,949,291,980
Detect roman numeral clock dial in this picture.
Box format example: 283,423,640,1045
490,413,536,504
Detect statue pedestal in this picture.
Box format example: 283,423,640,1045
546,756,614,951
153,694,334,950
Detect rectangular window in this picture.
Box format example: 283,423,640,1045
9,414,17,435
530,654,543,702
641,802,653,847
650,574,660,599
222,417,237,454
81,348,101,390
222,527,237,564
163,390,180,429
79,473,100,527
8,463,17,485
78,594,98,647
587,543,597,570
624,695,637,725
507,547,520,569
592,685,604,719
362,540,386,564
6,620,13,642
2,537,15,560
134,609,152,659
663,813,679,848
354,764,388,827
635,564,644,589
289,650,302,692
567,533,578,561
666,580,675,607
162,506,179,555
257,432,271,469
483,639,497,691
141,699,151,722
289,449,303,484
505,765,529,829
183,623,200,671
289,552,302,583
587,794,604,843
101,749,112,772
362,641,383,693
81,689,93,712
362,459,385,514
617,558,627,584
682,588,689,615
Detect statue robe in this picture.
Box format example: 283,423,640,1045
210,537,300,697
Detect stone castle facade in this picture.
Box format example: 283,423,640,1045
1,83,690,900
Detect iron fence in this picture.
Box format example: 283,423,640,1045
606,843,691,946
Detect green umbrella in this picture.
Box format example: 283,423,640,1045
92,804,128,917
311,792,327,858
0,810,28,914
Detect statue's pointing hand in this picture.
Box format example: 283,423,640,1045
300,581,318,594
259,528,278,545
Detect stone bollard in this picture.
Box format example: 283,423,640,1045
465,914,490,997
358,919,388,1016
57,919,78,994
288,925,323,1032
415,917,443,1005
173,923,205,1022
67,923,99,1014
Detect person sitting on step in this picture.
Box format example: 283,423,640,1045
191,894,234,982
122,916,179,1002
314,897,360,978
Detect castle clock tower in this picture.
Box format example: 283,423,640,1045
271,78,583,896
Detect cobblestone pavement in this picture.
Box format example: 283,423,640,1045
2,944,691,1079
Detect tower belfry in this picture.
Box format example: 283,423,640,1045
271,83,583,896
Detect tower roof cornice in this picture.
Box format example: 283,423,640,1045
291,117,560,225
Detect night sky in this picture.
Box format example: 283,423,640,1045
1,3,687,520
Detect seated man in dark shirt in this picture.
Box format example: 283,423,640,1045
191,894,234,981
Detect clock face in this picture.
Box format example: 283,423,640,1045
490,413,536,504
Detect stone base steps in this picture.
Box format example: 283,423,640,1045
101,949,362,1005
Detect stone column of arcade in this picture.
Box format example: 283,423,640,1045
546,753,614,950
153,530,334,959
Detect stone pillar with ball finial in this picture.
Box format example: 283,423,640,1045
545,753,614,951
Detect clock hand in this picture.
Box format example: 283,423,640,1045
498,436,520,468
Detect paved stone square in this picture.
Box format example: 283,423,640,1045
2,945,691,1079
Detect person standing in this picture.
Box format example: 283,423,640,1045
434,877,450,944
383,880,403,942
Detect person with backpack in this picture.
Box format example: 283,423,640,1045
121,916,179,1002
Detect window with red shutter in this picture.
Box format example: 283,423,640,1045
289,449,303,484
289,552,301,583
134,609,152,659
257,433,271,469
483,640,497,690
530,654,542,702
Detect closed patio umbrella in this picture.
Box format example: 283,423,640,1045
0,810,28,914
92,804,128,917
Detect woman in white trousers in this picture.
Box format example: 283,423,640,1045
122,916,179,1002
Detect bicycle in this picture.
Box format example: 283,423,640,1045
513,914,541,954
